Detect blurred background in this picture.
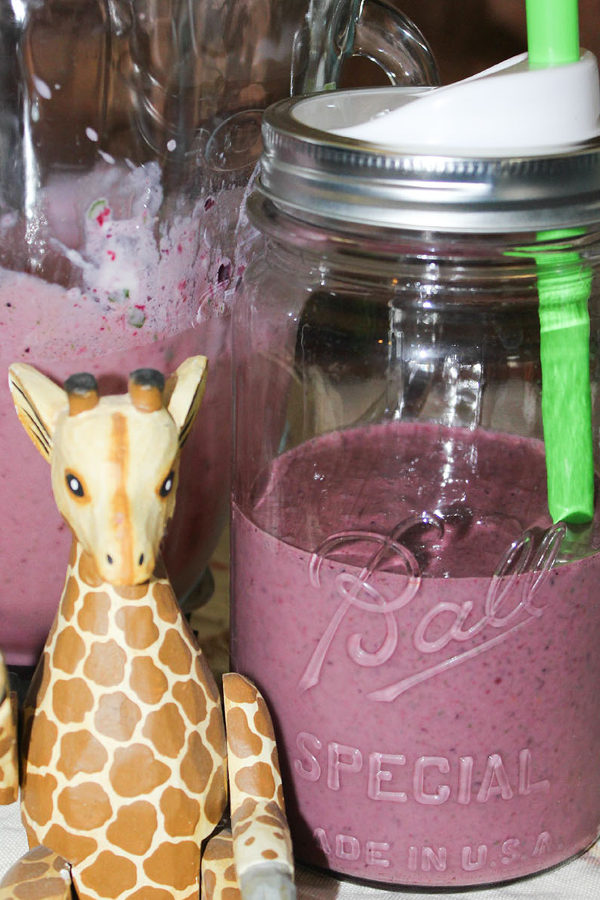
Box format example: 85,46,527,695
345,0,600,85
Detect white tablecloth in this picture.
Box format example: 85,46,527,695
3,798,600,899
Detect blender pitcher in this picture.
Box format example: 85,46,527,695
231,1,600,888
0,0,436,666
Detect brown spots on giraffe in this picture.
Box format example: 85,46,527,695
204,766,228,827
262,849,278,860
52,627,85,675
195,653,219,702
109,744,170,797
202,869,217,900
142,703,186,758
223,673,256,705
143,840,199,891
126,890,174,900
254,696,275,739
51,678,94,724
226,707,262,759
94,692,141,742
114,582,148,600
172,678,207,725
10,879,71,898
22,772,57,826
160,787,200,837
78,551,103,587
153,581,178,623
130,656,168,705
77,591,111,635
203,833,233,860
60,576,79,621
79,850,137,898
223,888,241,900
69,539,78,568
232,820,252,837
245,836,255,846
234,761,276,799
83,639,126,687
24,712,57,768
57,730,108,779
180,732,214,794
106,800,157,854
257,813,285,829
158,629,192,675
44,823,97,865
231,797,257,829
206,705,226,757
115,605,159,650
57,782,112,831
276,783,285,808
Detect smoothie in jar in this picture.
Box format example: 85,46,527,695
231,421,600,887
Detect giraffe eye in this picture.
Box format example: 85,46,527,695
159,471,175,498
66,473,84,497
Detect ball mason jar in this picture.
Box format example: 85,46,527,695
231,88,600,888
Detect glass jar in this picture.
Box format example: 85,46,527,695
231,89,600,887
0,0,436,665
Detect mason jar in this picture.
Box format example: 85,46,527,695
230,88,600,888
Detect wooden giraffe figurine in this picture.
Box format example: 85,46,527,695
2,358,295,900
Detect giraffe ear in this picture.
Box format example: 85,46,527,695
164,355,208,448
8,363,67,462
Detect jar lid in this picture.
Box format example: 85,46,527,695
258,88,600,233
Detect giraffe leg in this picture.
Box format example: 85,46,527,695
0,654,18,805
0,845,72,899
202,829,240,899
223,673,296,900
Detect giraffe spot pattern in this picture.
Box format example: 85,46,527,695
61,576,79,621
22,772,57,826
245,836,255,845
141,703,186,758
79,850,137,898
69,541,78,568
51,678,94,724
206,705,226,758
254,697,275,740
57,730,108,779
223,889,241,900
234,762,276,800
12,876,70,898
1,859,49,886
195,654,219,702
180,732,214,795
26,712,58,768
77,591,111,635
44,824,97,865
257,814,285,829
202,869,217,900
52,626,86,674
224,864,236,881
231,797,257,829
143,840,199,891
109,744,170,797
172,678,207,725
114,582,148,599
106,800,157,855
203,767,228,827
129,656,168,705
160,787,200,837
115,606,159,650
126,889,174,900
94,692,142,742
78,552,103,588
158,629,192,675
262,850,278,860
83,640,126,687
226,707,262,759
152,582,178,623
203,834,233,861
223,673,256,705
57,782,112,831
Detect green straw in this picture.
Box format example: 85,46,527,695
525,0,594,524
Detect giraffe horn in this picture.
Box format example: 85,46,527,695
128,368,165,413
64,373,99,416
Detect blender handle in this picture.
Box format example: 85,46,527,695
352,0,440,87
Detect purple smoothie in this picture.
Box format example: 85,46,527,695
231,421,600,887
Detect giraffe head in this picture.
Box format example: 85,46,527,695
8,356,207,585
